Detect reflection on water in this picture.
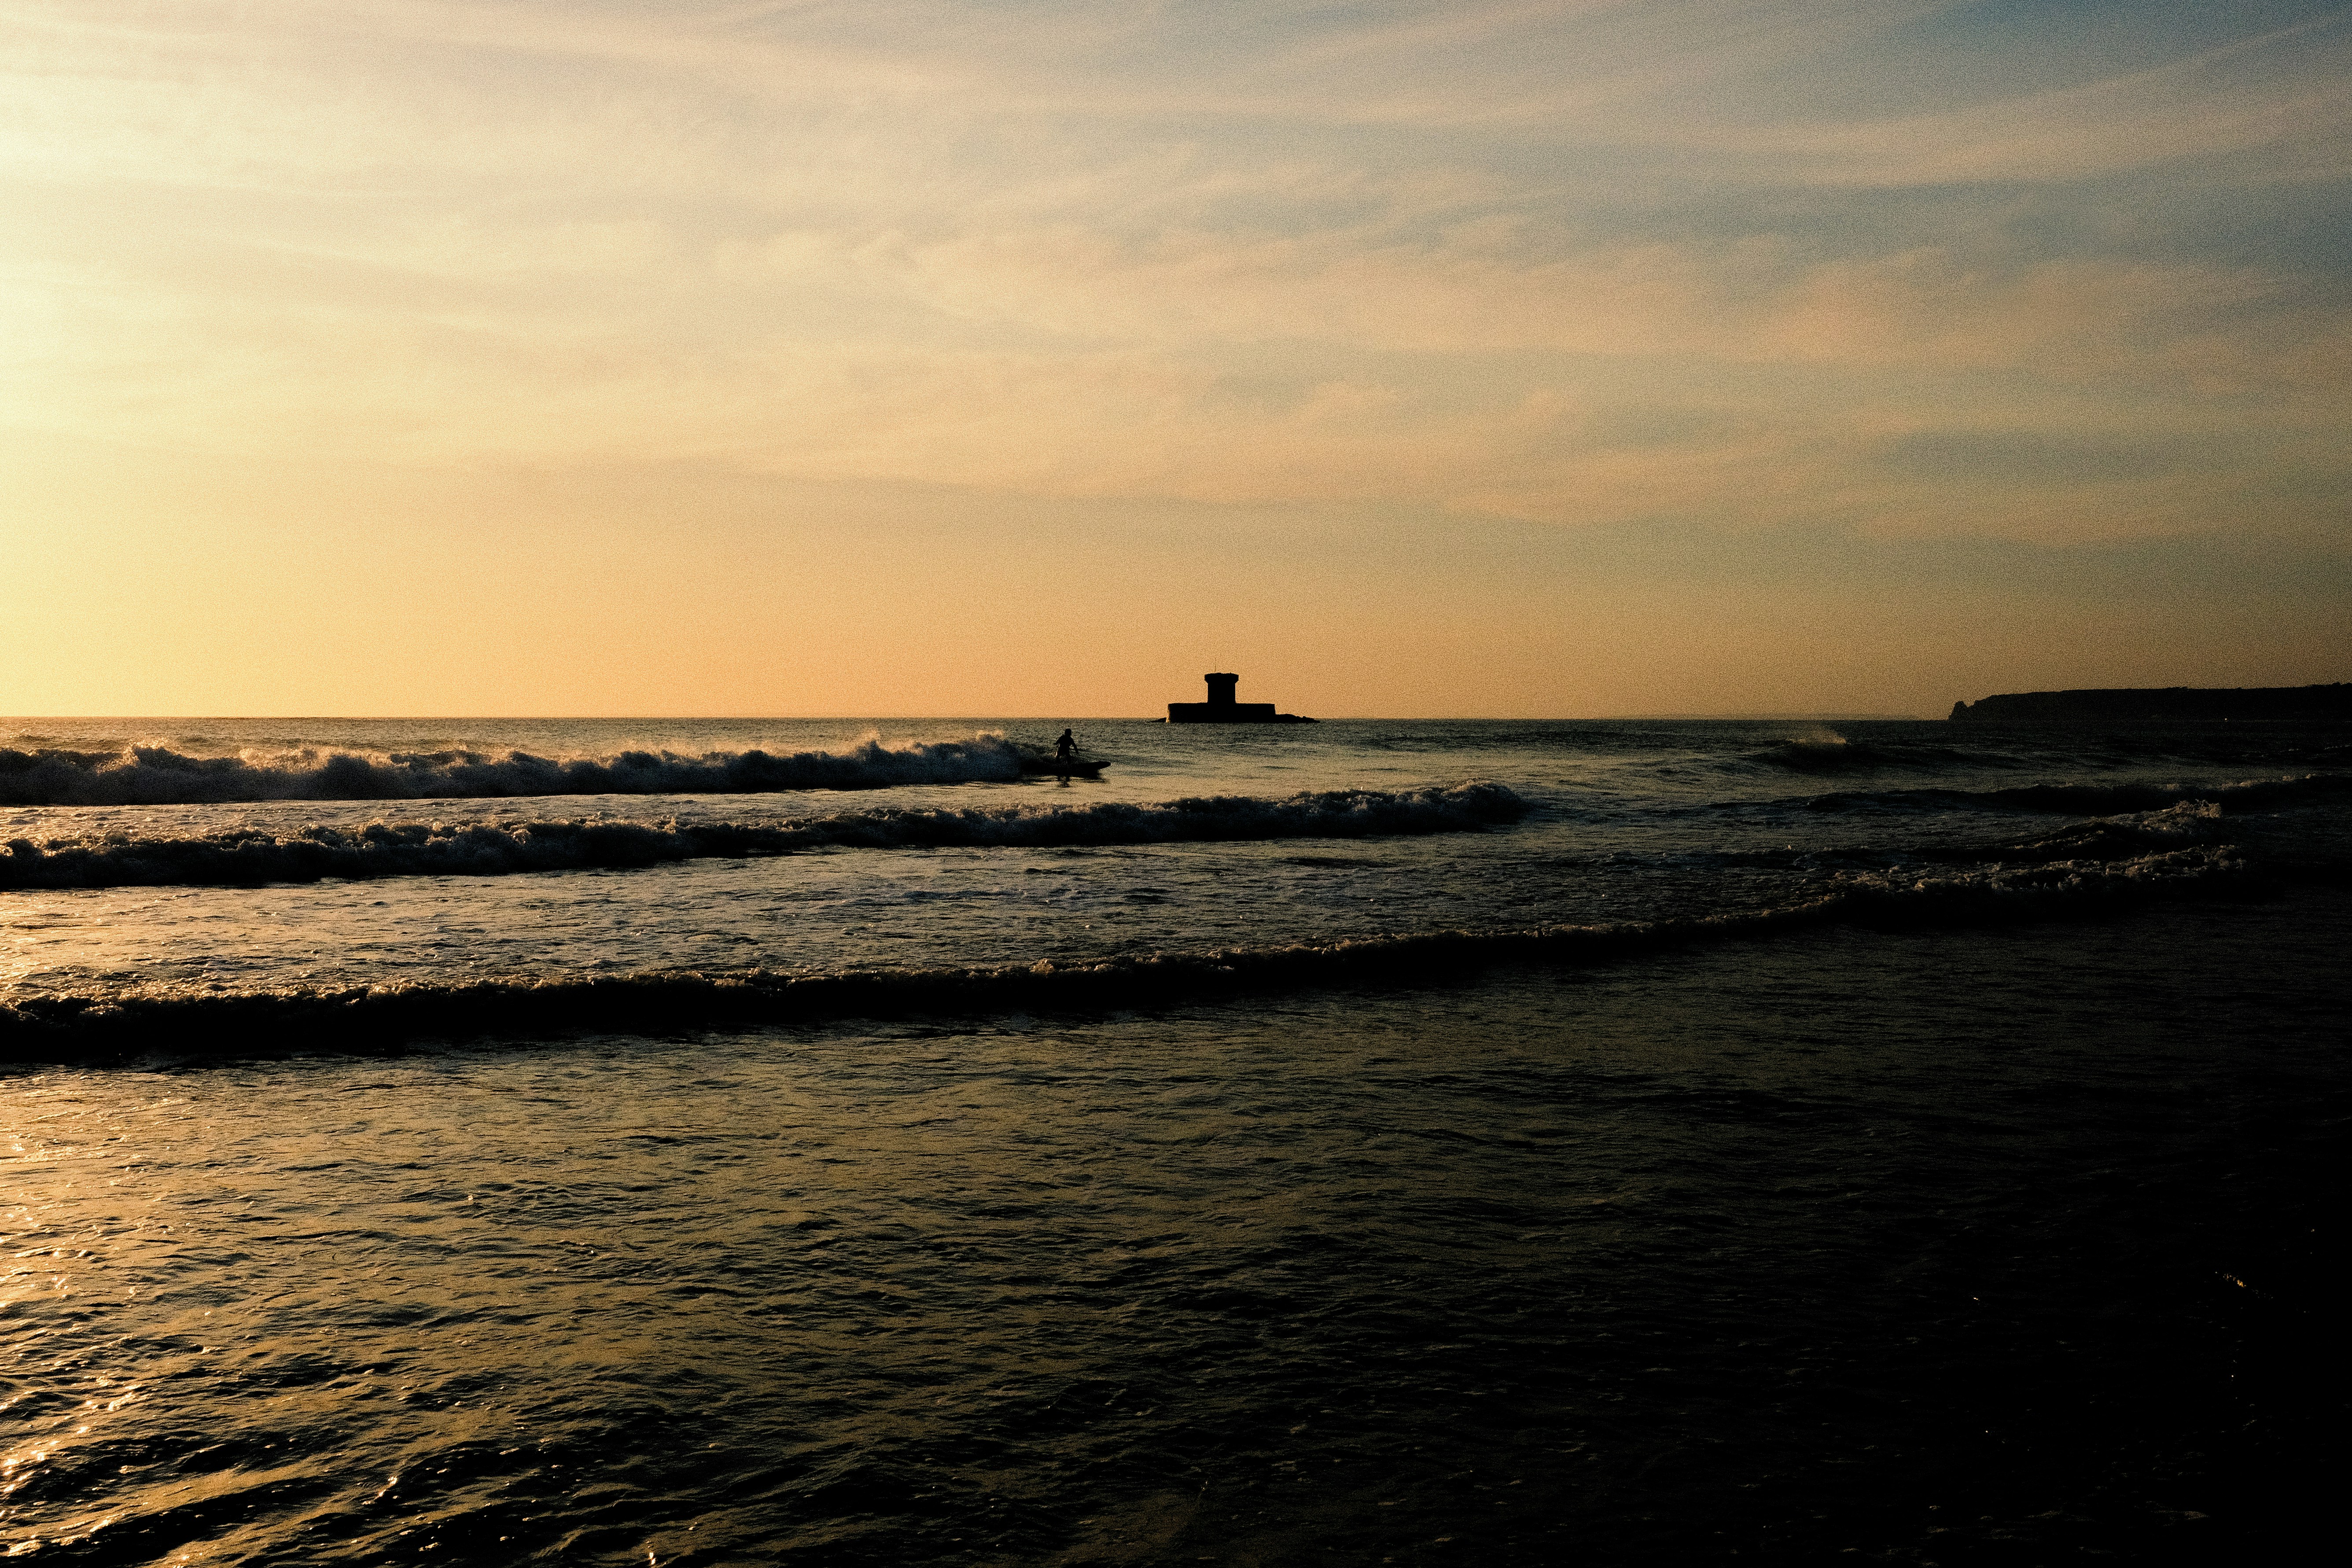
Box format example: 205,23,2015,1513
6,894,2342,1563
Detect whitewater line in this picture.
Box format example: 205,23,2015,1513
0,844,2268,1058
0,734,1083,807
0,784,1532,890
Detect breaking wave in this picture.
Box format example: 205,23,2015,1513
0,735,1090,807
1983,801,2226,861
0,845,2258,1056
0,785,1531,890
1804,773,2352,816
1694,803,2238,873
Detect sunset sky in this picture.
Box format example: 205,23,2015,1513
5,0,2347,717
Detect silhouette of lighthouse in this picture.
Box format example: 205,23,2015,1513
1166,672,1313,724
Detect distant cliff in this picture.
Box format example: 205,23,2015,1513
1948,684,2352,721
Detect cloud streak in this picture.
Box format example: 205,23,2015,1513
1,0,2347,714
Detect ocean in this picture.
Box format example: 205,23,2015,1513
3,717,2345,1563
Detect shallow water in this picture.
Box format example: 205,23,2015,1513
4,718,2347,1561
4,718,2345,1019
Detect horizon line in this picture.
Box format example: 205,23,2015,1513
2,712,1940,723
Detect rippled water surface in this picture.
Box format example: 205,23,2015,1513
6,718,2346,1012
4,717,2347,1561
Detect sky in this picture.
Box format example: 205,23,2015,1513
4,0,2348,718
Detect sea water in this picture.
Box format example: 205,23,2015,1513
3,718,2345,1562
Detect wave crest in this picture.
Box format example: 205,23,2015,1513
0,735,1093,806
0,845,2258,1056
1986,802,2225,861
1805,773,2352,816
0,784,1532,890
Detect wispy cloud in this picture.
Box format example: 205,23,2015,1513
1683,11,2352,184
4,0,2348,552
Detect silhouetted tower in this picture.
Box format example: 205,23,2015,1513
1167,670,1310,723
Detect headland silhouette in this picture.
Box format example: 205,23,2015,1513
1949,683,2352,721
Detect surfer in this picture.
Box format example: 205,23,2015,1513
1053,728,1077,781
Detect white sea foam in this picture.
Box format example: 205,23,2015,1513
0,784,1533,889
0,734,1056,806
1991,801,2227,859
0,843,2257,1056
1807,773,2352,814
